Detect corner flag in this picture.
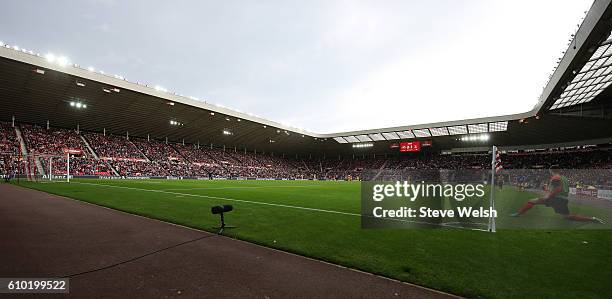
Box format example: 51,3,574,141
488,146,498,233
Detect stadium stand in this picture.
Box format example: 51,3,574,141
3,123,611,185
0,122,19,154
19,124,112,176
132,138,183,162
173,143,230,178
0,122,21,177
21,124,86,155
84,133,146,160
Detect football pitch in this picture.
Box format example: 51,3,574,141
12,179,612,298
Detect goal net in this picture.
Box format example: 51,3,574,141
0,152,78,183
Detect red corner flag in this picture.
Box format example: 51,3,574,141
495,151,503,173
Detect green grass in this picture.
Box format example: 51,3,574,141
11,179,612,298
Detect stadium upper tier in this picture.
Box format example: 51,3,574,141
0,1,611,154
1,122,611,186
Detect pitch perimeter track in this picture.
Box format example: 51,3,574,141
0,183,455,298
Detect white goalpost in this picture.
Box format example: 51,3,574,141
43,153,71,183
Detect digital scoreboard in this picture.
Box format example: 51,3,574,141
399,141,421,152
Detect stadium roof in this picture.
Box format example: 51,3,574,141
0,0,611,155
535,0,612,112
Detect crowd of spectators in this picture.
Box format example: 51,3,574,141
173,144,229,177
84,133,146,159
0,122,19,155
19,124,113,177
1,122,20,177
502,149,612,169
132,139,183,162
4,123,612,184
163,146,612,181
22,124,85,155
110,160,190,177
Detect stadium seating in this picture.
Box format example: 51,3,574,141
20,124,107,177
0,122,19,154
21,124,86,155
84,133,146,160
6,123,612,186
132,138,184,162
0,122,21,176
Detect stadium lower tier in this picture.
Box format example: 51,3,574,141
0,122,610,187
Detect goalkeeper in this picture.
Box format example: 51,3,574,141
511,167,604,224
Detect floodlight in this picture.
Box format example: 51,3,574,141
75,103,82,108
56,56,69,67
82,104,87,108
45,53,56,63
154,86,167,92
70,102,75,107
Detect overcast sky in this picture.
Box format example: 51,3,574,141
0,0,594,133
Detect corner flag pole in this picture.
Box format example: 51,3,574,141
488,146,497,233
66,152,70,183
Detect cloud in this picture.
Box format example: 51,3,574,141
92,23,111,33
0,0,593,134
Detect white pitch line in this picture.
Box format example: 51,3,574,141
161,185,323,191
73,181,360,217
71,181,489,231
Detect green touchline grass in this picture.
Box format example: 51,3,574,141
11,179,612,299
